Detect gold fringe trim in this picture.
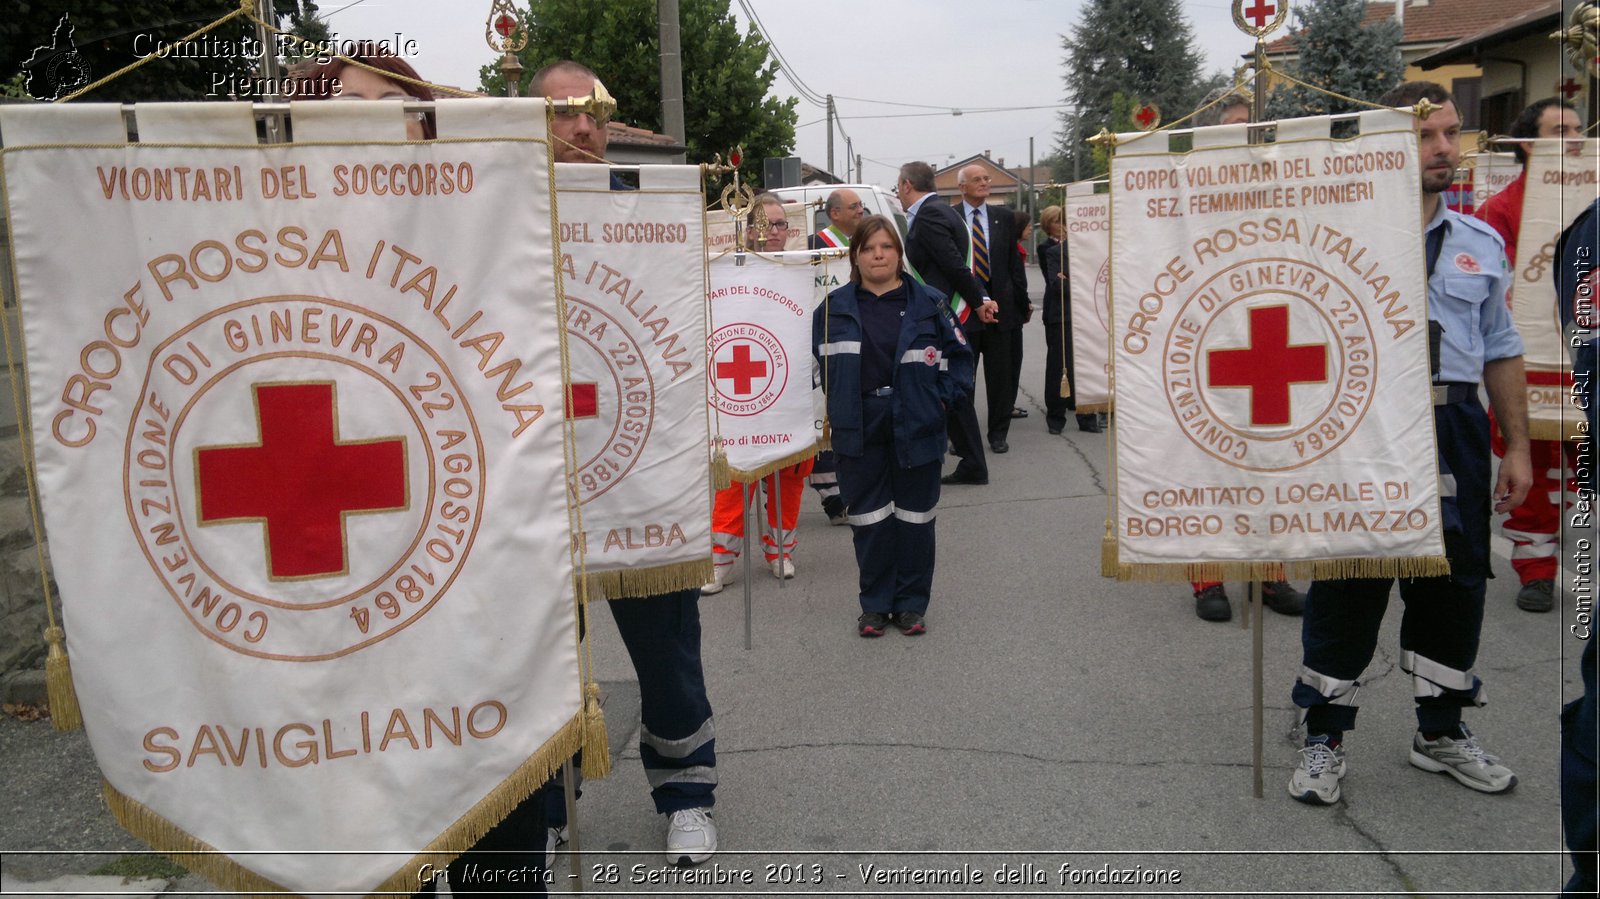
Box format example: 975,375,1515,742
1530,417,1587,442
726,443,823,483
710,445,733,491
580,683,612,780
583,558,712,600
44,626,81,732
1100,519,1118,578
1113,555,1453,583
1076,402,1111,415
1060,373,1072,399
105,714,585,898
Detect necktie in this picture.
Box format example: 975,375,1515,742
970,207,990,283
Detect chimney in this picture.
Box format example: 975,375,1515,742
983,149,991,159
999,157,1006,168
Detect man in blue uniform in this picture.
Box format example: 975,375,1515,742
1288,82,1533,806
535,61,719,866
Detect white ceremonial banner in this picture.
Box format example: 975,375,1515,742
555,163,713,597
707,253,823,479
1065,182,1112,411
1511,139,1598,440
703,203,807,254
0,100,579,894
1473,150,1518,211
1108,112,1447,580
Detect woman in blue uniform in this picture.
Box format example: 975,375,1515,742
813,216,975,637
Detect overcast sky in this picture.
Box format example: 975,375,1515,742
330,0,1267,188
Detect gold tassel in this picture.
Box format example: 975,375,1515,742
580,683,611,779
44,626,82,732
710,445,733,491
1060,373,1072,399
1100,519,1118,578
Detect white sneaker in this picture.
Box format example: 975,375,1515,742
1409,727,1517,793
1288,737,1346,805
769,558,795,580
665,807,717,865
545,825,568,855
701,564,735,595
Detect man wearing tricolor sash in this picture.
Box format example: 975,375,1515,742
1290,82,1533,807
807,188,864,251
898,161,996,485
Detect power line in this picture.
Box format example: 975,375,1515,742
733,0,827,107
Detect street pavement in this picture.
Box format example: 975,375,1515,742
1,265,1590,897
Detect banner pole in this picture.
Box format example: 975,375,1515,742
563,757,584,891
742,481,755,650
1251,580,1265,799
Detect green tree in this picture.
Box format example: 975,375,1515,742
1054,0,1213,181
1265,0,1402,120
481,0,797,187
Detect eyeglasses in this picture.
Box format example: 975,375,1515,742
846,202,866,211
765,220,791,231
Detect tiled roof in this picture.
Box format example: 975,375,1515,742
606,121,681,147
1415,0,1562,67
1262,0,1554,54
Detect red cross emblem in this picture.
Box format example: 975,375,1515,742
1559,78,1583,100
494,13,518,37
566,381,598,419
196,382,407,580
1454,252,1482,274
1243,0,1277,28
923,346,939,365
716,343,769,396
1207,305,1328,427
1135,105,1158,128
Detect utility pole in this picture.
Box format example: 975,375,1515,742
658,0,687,164
1028,136,1035,216
856,153,863,185
845,136,853,181
825,96,838,176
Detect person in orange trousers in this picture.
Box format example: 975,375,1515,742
703,460,813,593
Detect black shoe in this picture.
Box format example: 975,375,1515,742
1262,580,1305,616
858,612,890,637
894,611,926,635
988,439,1009,454
941,470,989,485
1516,579,1554,612
1077,414,1101,433
1048,425,1064,435
1194,584,1231,621
1010,407,1029,418
821,496,848,526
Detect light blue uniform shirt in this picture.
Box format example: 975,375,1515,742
1426,201,1524,383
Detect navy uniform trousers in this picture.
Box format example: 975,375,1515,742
544,588,716,827
836,394,941,615
1294,396,1491,736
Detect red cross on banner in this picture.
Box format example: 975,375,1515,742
196,382,407,579
566,382,598,419
1135,106,1158,128
716,344,767,395
1559,78,1583,99
1207,306,1328,427
1244,0,1276,29
494,14,517,37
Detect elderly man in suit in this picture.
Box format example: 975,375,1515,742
898,161,995,484
954,164,1029,455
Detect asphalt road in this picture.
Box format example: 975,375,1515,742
1,263,1591,897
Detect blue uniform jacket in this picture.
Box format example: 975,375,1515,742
812,278,975,468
